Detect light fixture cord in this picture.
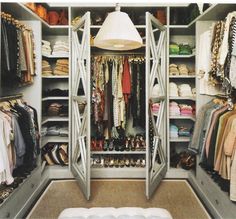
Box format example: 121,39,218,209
115,3,121,11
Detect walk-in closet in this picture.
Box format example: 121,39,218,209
1,2,236,219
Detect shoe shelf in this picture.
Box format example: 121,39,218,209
91,151,146,155
91,167,145,178
169,137,190,142
41,136,69,148
42,75,69,79
169,96,196,101
169,53,195,58
42,97,69,101
169,75,195,78
169,115,196,121
42,116,69,125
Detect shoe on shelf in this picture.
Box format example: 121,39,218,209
130,158,136,167
119,158,125,168
104,157,109,168
109,139,114,151
103,139,109,151
114,158,119,168
109,157,114,167
125,158,130,167
135,135,141,151
139,135,146,151
136,159,141,167
130,136,135,151
141,159,146,168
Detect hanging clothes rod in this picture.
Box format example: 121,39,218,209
92,53,145,56
0,93,23,102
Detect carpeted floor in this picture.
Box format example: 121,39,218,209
27,179,211,219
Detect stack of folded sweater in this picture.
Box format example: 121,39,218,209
54,59,69,75
41,125,69,137
170,124,179,138
47,103,63,116
170,124,191,138
52,41,69,56
43,88,69,97
42,40,52,56
169,64,179,75
178,84,193,97
179,104,193,116
169,101,180,116
169,82,179,96
152,103,160,114
178,64,188,75
42,60,53,76
178,127,191,137
151,84,161,97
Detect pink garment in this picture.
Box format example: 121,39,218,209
122,57,131,104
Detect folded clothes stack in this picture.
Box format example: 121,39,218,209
169,82,179,96
170,124,179,138
178,64,189,75
47,102,63,116
178,127,191,137
152,103,160,114
169,64,179,75
42,125,69,137
178,84,193,97
169,101,180,116
54,59,69,75
43,88,69,97
52,41,69,56
179,104,193,116
42,40,52,56
169,42,193,55
42,60,53,76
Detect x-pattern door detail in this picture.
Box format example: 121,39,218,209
146,12,167,199
71,12,91,200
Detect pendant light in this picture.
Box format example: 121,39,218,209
94,4,143,51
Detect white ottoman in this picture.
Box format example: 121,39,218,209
58,207,173,219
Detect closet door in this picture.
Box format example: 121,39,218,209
146,12,167,199
71,12,91,200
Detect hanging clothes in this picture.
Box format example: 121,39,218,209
0,98,40,185
1,12,36,87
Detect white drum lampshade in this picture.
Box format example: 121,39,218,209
94,7,143,51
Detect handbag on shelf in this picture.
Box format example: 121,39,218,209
36,4,48,21
59,10,68,25
25,3,37,12
48,11,60,25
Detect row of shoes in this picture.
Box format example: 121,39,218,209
170,151,196,170
91,155,146,168
0,170,34,205
91,134,146,152
42,144,68,166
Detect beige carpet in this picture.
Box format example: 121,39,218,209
27,180,211,219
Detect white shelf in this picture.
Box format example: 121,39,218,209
169,53,195,58
41,136,69,147
42,75,69,79
170,137,190,142
91,167,145,178
42,116,69,125
42,97,69,101
169,25,189,28
169,96,196,101
169,75,195,78
42,54,69,58
91,151,146,155
169,115,196,121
